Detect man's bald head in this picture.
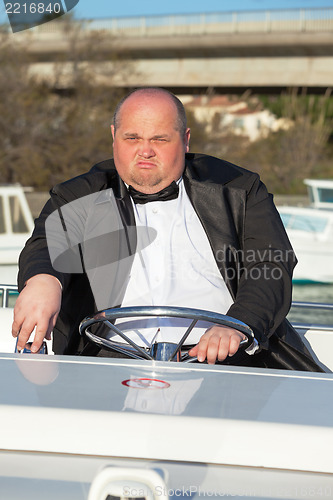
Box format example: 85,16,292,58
113,87,187,137
110,86,190,193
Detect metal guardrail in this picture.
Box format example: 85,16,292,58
290,301,333,331
293,323,333,331
32,7,333,36
292,301,333,310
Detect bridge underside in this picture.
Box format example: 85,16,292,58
125,55,333,88
29,55,333,94
18,29,333,93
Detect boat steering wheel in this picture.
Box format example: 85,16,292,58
79,306,254,362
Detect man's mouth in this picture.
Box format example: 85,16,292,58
137,161,156,168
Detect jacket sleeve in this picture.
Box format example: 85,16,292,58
18,191,70,292
18,169,108,292
226,175,297,349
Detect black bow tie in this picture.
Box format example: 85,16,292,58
128,181,179,204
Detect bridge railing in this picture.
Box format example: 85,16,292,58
35,7,333,36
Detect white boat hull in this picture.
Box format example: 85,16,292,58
0,239,28,265
0,296,332,498
278,202,333,284
289,238,333,283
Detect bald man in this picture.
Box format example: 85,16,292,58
12,88,323,371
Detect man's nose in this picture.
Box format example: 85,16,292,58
138,141,155,158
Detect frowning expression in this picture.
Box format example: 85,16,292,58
111,92,190,194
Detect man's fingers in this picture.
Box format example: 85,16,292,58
31,315,55,351
188,345,198,357
196,335,209,362
12,274,62,350
11,318,21,338
12,275,61,354
15,316,55,353
15,315,51,353
189,327,247,364
30,331,46,353
206,334,223,364
229,334,245,356
188,341,207,362
217,335,232,362
189,331,223,363
14,318,37,351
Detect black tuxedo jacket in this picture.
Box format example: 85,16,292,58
18,154,324,371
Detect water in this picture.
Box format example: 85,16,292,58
292,283,333,303
289,284,333,326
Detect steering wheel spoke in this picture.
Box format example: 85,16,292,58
79,306,254,362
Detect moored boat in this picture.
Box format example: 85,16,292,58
0,184,35,284
278,179,333,284
0,184,34,266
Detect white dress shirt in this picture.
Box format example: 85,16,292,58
113,179,235,347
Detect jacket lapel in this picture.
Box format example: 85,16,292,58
183,154,246,299
83,175,138,310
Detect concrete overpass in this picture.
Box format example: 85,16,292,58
10,7,333,93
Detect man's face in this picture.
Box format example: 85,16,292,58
111,93,190,193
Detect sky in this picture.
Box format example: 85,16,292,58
1,0,333,25
73,0,333,20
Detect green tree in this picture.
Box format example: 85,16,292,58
247,89,333,193
0,18,130,189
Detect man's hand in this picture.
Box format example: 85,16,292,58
12,274,62,353
188,325,246,364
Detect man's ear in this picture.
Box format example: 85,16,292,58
111,125,115,140
185,128,191,153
